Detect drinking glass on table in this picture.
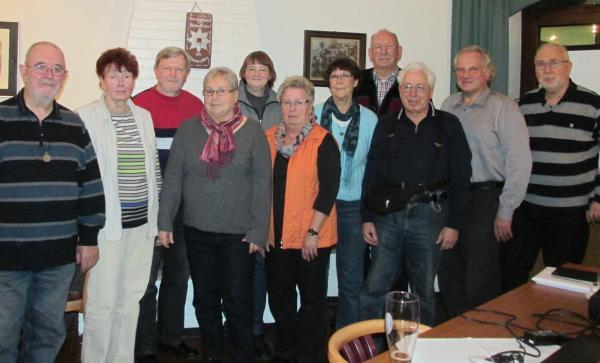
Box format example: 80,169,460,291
385,291,420,362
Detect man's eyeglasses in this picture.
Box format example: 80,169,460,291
400,83,429,93
203,88,237,97
26,63,67,76
372,45,396,54
534,59,570,70
329,73,353,81
281,99,310,107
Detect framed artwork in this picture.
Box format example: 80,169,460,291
303,30,366,87
0,22,18,96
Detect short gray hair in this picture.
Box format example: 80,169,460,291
203,67,239,91
154,46,191,73
25,41,64,65
535,42,570,61
397,61,436,89
454,45,496,80
370,29,400,48
277,76,315,104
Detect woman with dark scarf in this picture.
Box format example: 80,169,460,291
157,67,272,363
265,76,340,363
315,57,378,329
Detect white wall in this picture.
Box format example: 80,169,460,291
508,11,522,100
128,0,262,99
255,0,453,106
569,50,600,95
0,0,135,108
1,0,453,108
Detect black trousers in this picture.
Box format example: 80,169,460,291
266,246,331,363
136,211,189,354
501,202,589,292
438,186,502,317
185,227,255,363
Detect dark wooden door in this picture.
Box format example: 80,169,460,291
521,3,600,95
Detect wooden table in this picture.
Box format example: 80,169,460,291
365,264,598,362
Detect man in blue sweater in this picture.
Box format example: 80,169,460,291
360,62,471,326
0,41,105,363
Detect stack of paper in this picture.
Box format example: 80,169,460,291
413,338,559,363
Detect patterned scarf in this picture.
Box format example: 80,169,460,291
198,103,244,178
319,96,361,184
275,115,316,159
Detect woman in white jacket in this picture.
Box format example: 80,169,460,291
77,47,161,363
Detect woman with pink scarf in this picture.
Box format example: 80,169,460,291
157,67,272,363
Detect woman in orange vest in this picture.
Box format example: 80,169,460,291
265,76,341,363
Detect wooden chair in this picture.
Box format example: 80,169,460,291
327,319,431,363
65,272,89,314
62,272,89,353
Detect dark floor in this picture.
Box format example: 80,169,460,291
56,296,450,363
57,326,277,363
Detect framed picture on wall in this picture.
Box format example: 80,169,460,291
0,22,18,96
303,30,366,87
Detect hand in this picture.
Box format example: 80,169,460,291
76,245,99,273
158,230,174,248
301,234,318,261
362,222,379,246
245,240,265,257
586,201,600,224
436,227,459,250
494,218,513,242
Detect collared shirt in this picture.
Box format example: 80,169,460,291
373,68,399,107
0,89,105,270
519,79,600,208
442,88,532,219
361,105,472,228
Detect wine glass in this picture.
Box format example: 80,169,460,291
384,291,420,362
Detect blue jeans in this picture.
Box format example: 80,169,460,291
253,253,267,335
360,200,447,326
335,199,367,329
185,227,254,363
136,217,190,354
0,263,75,363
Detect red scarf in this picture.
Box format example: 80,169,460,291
198,103,244,178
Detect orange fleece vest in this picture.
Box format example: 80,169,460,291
266,125,338,249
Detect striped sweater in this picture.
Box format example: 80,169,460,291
0,90,105,270
520,80,600,208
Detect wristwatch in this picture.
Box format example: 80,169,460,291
307,228,319,236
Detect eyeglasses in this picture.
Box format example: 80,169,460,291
329,73,353,81
534,59,570,69
203,88,236,97
246,66,269,73
400,83,429,93
26,62,67,76
281,99,310,107
372,45,396,54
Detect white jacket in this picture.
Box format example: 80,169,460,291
77,95,160,241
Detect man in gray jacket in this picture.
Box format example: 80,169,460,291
439,46,531,316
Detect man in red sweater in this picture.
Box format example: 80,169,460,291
133,46,204,363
